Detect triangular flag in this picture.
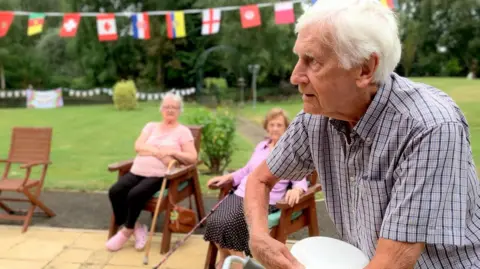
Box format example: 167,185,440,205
0,12,14,37
240,5,261,29
274,2,295,25
166,11,186,39
96,14,118,41
60,13,80,37
27,13,45,36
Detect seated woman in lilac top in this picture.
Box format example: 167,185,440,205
204,108,308,269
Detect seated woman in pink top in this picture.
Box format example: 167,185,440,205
204,108,308,268
106,92,197,252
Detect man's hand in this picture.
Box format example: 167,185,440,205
249,232,305,269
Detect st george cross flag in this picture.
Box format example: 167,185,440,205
60,13,80,37
166,11,186,39
201,8,221,35
131,13,150,40
240,5,261,29
0,12,14,37
96,14,117,41
274,2,295,25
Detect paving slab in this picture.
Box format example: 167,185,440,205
0,190,340,241
0,225,295,269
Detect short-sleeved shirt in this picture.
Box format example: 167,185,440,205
231,140,308,205
130,122,194,177
266,73,480,268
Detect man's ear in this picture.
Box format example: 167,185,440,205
356,53,379,88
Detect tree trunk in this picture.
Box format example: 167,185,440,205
0,63,5,90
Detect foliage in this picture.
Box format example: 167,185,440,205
203,77,229,104
189,107,236,174
113,79,138,110
0,0,479,94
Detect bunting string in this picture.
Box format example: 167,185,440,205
0,0,396,40
0,87,196,100
4,1,304,17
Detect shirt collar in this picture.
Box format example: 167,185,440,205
329,73,394,141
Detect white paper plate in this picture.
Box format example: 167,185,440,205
290,236,370,269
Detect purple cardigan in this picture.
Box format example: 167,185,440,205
231,140,309,205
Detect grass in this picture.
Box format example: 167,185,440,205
0,102,253,195
237,77,480,174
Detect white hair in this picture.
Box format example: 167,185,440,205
160,92,184,112
295,0,402,83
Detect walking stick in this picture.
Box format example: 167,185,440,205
143,160,178,265
152,189,233,269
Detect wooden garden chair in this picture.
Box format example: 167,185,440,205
204,171,322,269
107,125,206,254
0,127,55,233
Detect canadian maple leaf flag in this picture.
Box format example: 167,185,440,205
96,14,117,41
60,13,80,37
240,5,261,29
274,2,295,25
201,8,221,35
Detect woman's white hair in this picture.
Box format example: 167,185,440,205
160,92,184,112
295,0,402,83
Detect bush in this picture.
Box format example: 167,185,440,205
113,79,138,110
189,107,236,174
203,77,229,106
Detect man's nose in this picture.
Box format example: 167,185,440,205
290,63,308,85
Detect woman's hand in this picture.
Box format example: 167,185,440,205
207,175,232,189
285,188,304,207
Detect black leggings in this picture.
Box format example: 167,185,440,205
108,172,165,229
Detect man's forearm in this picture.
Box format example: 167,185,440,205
365,238,425,269
245,175,270,234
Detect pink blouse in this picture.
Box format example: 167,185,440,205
232,140,309,205
130,122,194,177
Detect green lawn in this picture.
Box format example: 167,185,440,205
237,77,480,173
0,102,253,195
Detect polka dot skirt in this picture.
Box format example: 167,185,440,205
203,193,278,257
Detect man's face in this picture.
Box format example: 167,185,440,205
290,24,361,119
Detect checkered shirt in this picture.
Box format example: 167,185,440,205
267,73,480,268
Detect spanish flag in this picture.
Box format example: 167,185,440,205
27,13,45,36
165,11,186,39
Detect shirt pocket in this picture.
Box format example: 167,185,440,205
357,174,391,213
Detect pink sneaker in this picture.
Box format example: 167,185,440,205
105,231,130,252
134,224,148,250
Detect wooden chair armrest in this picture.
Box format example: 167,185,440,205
108,159,133,172
0,159,7,163
164,163,197,180
275,184,322,209
20,161,52,169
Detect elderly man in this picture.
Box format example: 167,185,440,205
244,1,480,269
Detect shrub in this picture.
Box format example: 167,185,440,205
113,79,137,110
203,77,229,105
189,107,236,174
